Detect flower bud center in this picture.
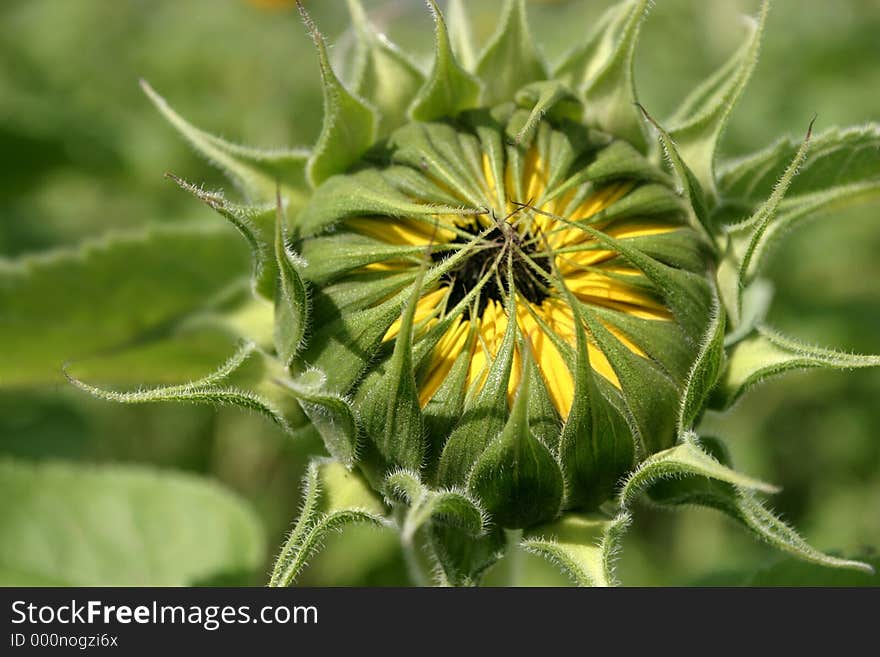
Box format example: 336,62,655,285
435,218,552,319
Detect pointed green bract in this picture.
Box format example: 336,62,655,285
553,3,617,88
643,438,872,574
385,470,486,541
747,181,880,274
167,174,278,300
720,124,880,277
578,225,712,341
409,0,481,121
514,81,579,145
577,303,680,457
140,80,309,203
446,0,477,72
346,0,425,136
299,4,377,187
437,294,519,487
637,104,714,242
475,0,547,106
269,458,387,586
273,201,308,367
714,326,880,410
467,345,563,528
719,123,880,208
668,1,768,196
360,274,426,472
558,297,634,510
677,293,725,433
737,118,815,284
429,525,506,587
279,370,359,467
579,0,650,151
522,512,631,587
620,436,780,508
295,166,474,238
65,341,299,435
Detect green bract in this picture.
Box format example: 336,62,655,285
61,0,879,585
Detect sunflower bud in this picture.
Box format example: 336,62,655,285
74,0,877,585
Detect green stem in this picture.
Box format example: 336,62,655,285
503,529,524,587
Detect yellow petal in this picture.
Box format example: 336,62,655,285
384,287,448,342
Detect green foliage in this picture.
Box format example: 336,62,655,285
0,225,248,386
0,459,265,586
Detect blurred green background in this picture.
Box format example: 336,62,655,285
1,0,878,586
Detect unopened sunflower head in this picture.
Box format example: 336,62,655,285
84,0,879,586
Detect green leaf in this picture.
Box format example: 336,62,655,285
713,325,880,410
521,512,630,587
346,0,425,136
677,293,725,433
0,224,248,387
0,459,264,586
57,327,247,387
641,438,872,574
467,345,564,529
475,0,547,107
409,0,481,121
619,436,780,508
298,3,377,187
273,202,309,368
579,0,650,151
140,80,309,204
278,369,359,467
668,1,768,196
269,458,387,587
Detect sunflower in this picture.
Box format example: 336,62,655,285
373,152,672,415
72,0,879,586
